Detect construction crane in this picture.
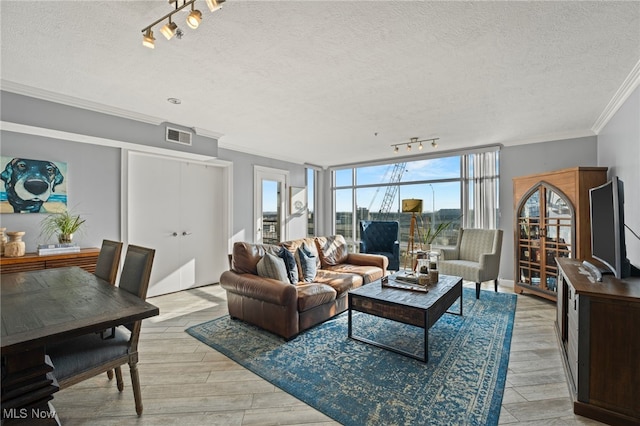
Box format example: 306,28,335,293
377,162,407,220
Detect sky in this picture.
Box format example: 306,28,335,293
261,156,464,213
334,156,463,213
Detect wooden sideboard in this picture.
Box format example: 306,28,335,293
0,248,100,274
556,258,640,425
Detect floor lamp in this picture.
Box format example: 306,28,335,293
402,199,423,272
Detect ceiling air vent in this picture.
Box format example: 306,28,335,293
166,127,192,146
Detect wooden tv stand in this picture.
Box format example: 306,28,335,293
556,258,640,425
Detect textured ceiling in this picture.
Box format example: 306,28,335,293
1,1,639,167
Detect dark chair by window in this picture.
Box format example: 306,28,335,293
359,220,400,271
94,239,123,285
47,245,155,416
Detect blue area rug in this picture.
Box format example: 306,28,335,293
186,287,517,425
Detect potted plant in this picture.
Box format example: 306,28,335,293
40,210,86,244
419,215,459,250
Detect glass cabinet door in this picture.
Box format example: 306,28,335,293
516,184,574,296
518,189,541,289
544,189,573,292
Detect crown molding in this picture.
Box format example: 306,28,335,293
193,127,224,140
1,80,165,125
503,129,596,147
216,140,305,165
0,120,220,163
592,59,640,134
0,80,226,140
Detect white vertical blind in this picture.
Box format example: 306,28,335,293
471,151,499,229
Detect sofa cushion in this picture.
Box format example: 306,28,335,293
315,235,349,267
314,270,363,295
257,252,289,282
281,238,321,281
296,283,337,312
232,242,281,275
278,247,299,284
322,263,384,284
297,244,318,282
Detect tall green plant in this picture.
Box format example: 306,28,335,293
418,214,460,247
40,210,86,242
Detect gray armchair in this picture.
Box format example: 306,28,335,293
359,220,400,271
438,228,503,299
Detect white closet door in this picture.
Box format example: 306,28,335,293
179,161,223,290
128,154,183,297
128,152,225,298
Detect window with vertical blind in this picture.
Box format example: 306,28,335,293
331,147,500,252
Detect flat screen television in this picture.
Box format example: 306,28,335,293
589,176,631,279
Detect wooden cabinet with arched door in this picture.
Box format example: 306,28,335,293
513,167,607,301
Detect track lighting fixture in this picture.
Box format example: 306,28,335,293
391,137,440,154
142,0,225,49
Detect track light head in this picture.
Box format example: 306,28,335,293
160,21,178,40
206,0,225,12
142,29,155,49
418,142,423,150
187,9,202,29
394,146,399,154
431,140,438,148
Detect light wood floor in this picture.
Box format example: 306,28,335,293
52,281,605,425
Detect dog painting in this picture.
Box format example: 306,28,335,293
0,156,68,213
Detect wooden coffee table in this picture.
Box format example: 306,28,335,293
347,273,463,362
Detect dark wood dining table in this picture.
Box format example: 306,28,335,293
1,266,160,424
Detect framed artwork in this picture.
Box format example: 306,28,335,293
289,186,307,215
0,156,68,213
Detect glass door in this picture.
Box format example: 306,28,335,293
261,179,281,244
254,166,288,244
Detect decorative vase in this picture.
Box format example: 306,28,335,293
58,233,73,244
0,227,7,255
5,231,26,257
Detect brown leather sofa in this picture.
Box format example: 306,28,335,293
220,235,388,340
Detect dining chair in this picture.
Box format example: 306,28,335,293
46,245,155,416
94,239,123,285
94,239,124,380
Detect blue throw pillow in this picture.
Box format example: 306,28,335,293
297,244,317,283
279,247,299,284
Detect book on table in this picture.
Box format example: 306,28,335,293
37,243,80,256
